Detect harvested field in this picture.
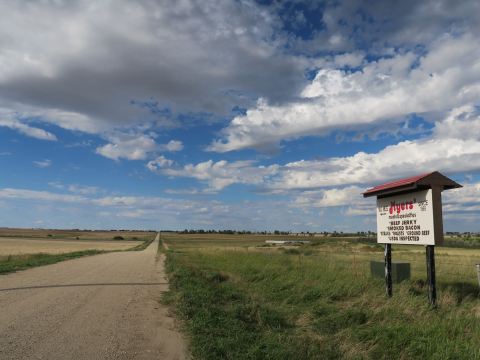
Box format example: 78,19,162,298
0,228,153,255
0,228,155,242
0,237,143,255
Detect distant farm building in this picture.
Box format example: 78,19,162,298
265,240,311,245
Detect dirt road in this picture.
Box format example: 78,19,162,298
0,233,186,360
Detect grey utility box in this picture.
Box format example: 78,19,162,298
370,261,411,283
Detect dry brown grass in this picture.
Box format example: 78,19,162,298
0,227,154,241
0,228,154,255
0,237,143,255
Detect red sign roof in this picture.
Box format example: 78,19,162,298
363,171,462,198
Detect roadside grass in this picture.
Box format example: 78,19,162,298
163,234,480,359
0,233,157,275
0,250,105,274
129,235,156,251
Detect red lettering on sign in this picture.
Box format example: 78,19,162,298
389,200,414,214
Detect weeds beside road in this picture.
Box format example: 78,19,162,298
0,250,106,275
163,233,480,360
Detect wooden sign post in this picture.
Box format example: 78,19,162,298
363,172,462,307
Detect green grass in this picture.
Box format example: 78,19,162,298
0,250,106,274
129,235,156,251
162,234,480,360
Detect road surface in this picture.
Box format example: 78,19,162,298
0,233,186,360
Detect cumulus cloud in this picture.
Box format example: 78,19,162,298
161,140,183,152
294,186,365,208
170,107,480,200
210,34,480,152
162,160,279,191
272,107,480,190
96,134,157,160
146,156,174,172
0,0,305,136
33,159,52,168
0,118,57,141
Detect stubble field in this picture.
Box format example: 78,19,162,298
0,228,154,274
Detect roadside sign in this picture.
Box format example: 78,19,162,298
363,171,462,307
376,189,434,245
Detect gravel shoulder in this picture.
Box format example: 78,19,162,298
0,233,186,360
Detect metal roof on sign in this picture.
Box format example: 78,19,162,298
363,171,462,198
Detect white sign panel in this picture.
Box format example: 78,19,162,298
376,189,435,245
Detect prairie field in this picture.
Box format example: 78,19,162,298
161,233,480,360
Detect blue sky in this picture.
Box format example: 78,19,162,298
0,0,479,231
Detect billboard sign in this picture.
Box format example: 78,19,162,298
376,189,435,245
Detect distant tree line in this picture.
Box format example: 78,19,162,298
174,229,378,236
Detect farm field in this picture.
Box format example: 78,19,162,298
162,233,480,360
0,228,152,255
0,227,154,241
0,237,143,255
0,229,153,274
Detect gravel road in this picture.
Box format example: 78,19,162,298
0,233,186,360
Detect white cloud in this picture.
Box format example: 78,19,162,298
268,106,480,191
210,34,480,152
161,140,183,152
333,52,365,68
67,184,100,195
0,118,57,141
0,0,305,135
172,107,480,195
33,159,52,168
96,134,156,160
48,181,64,190
294,186,366,208
162,160,279,191
50,181,101,195
146,156,174,172
96,134,183,162
0,188,82,203
268,138,480,191
443,182,480,208
164,188,218,195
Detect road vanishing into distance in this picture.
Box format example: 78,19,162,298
0,233,186,360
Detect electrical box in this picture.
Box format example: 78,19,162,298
370,261,410,283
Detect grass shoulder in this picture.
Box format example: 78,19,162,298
163,242,480,360
0,250,105,275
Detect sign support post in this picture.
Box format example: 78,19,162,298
384,244,392,297
426,245,437,307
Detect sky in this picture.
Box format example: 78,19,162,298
0,0,479,231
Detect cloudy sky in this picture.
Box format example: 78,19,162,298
0,0,479,231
